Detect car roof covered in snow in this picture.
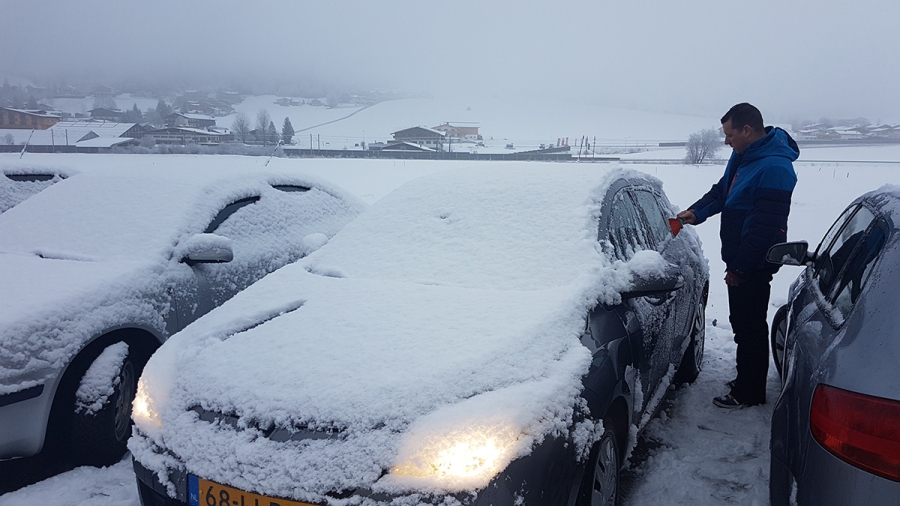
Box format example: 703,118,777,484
0,164,362,260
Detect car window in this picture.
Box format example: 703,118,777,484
631,189,671,247
607,189,653,260
815,205,876,297
831,218,888,318
814,204,859,261
272,185,310,193
204,196,261,234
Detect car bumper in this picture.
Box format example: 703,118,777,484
794,440,900,505
0,384,52,459
134,434,583,506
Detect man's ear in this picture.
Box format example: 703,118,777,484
741,124,753,137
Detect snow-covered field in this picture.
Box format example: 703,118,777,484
1,141,899,504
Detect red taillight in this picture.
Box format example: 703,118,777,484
810,384,900,482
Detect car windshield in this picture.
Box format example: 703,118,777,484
304,166,616,290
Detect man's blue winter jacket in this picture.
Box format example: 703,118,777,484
689,126,799,275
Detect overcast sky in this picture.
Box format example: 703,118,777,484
3,0,898,121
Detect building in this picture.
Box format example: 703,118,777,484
0,107,61,130
88,108,125,121
143,127,233,145
0,120,144,148
391,126,446,151
50,121,145,144
432,122,480,139
381,141,435,152
165,113,217,129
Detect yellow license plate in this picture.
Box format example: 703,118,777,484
189,476,319,506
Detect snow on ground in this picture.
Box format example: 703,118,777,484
2,145,900,505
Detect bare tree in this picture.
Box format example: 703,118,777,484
232,113,251,143
3,133,14,145
255,109,272,145
684,128,723,164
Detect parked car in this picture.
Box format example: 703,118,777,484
131,166,709,506
767,186,900,505
1,168,69,213
0,165,365,466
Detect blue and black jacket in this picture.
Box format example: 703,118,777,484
690,126,799,275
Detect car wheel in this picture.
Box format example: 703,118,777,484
71,352,137,467
771,305,789,378
579,420,620,506
673,285,707,386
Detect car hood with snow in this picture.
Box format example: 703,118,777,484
130,165,696,503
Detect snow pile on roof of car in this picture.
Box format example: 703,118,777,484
132,165,680,500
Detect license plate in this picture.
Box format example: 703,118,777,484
189,475,319,506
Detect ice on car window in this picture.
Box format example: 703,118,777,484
5,174,56,182
204,196,261,234
272,185,310,193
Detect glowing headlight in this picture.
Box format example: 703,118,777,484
132,379,161,429
390,423,521,490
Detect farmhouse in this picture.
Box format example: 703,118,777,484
391,126,445,151
165,113,217,129
143,127,232,145
0,107,61,130
88,108,125,121
432,122,480,139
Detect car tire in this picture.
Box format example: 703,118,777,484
578,419,620,506
771,304,789,378
673,285,708,386
71,351,137,467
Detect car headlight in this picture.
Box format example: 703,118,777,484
387,421,523,492
132,378,161,429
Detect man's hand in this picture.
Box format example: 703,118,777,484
724,270,742,286
677,209,698,225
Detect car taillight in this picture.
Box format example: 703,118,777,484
810,384,900,482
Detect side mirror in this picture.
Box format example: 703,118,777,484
766,241,812,266
179,233,234,266
621,266,683,300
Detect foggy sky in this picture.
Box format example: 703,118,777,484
3,0,899,121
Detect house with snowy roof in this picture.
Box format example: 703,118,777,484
165,113,217,129
142,127,232,145
0,107,61,130
432,122,480,139
88,108,124,121
391,126,446,151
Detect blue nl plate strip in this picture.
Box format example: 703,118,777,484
188,475,199,506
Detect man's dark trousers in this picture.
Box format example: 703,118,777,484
728,270,773,405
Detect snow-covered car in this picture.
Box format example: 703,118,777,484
131,166,709,506
767,186,900,505
1,168,69,213
0,165,365,466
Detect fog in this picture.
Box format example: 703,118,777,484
3,0,899,121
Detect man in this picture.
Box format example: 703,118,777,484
678,103,798,409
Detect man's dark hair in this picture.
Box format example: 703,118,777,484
721,103,764,133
